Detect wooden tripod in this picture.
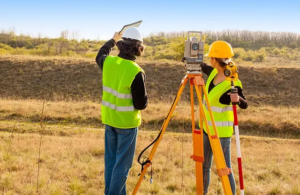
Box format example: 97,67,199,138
132,73,233,195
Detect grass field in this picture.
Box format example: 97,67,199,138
0,124,299,195
0,54,300,194
0,99,299,139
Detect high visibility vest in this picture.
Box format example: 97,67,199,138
101,56,144,128
202,68,242,138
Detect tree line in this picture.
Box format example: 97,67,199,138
148,30,300,49
0,29,300,61
0,29,105,57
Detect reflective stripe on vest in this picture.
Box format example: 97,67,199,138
103,86,132,99
102,100,134,112
203,101,233,113
207,121,234,127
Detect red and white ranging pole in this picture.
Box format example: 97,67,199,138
231,84,244,195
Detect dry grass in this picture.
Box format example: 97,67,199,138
0,124,299,195
0,99,299,138
0,54,300,194
0,129,105,194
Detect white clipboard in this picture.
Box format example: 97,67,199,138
119,20,143,34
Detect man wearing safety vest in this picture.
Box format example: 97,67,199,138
201,41,248,195
95,27,147,195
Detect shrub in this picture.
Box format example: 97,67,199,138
233,48,246,59
273,48,281,56
11,47,28,55
289,42,298,49
168,37,185,61
256,53,266,62
244,50,255,61
256,48,267,62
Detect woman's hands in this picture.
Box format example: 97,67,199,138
113,32,123,42
228,92,240,103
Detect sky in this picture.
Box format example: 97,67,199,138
1,0,300,40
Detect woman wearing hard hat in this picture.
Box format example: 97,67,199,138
95,27,147,195
201,41,248,195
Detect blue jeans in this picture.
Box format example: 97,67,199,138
104,125,138,195
203,132,236,195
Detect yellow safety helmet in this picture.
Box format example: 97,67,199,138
206,41,234,58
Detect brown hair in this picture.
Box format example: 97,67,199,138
116,39,145,57
215,58,229,67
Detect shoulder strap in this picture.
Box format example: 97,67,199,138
205,68,218,92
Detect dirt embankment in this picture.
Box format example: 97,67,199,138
1,55,300,106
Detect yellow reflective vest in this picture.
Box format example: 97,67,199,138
202,68,242,137
101,56,144,128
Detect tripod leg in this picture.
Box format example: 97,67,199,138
198,87,204,167
190,79,203,195
132,76,189,195
195,85,233,195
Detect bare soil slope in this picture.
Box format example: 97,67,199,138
1,55,299,106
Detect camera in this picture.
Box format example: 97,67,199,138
183,31,205,73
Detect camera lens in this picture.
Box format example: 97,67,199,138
192,43,198,50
